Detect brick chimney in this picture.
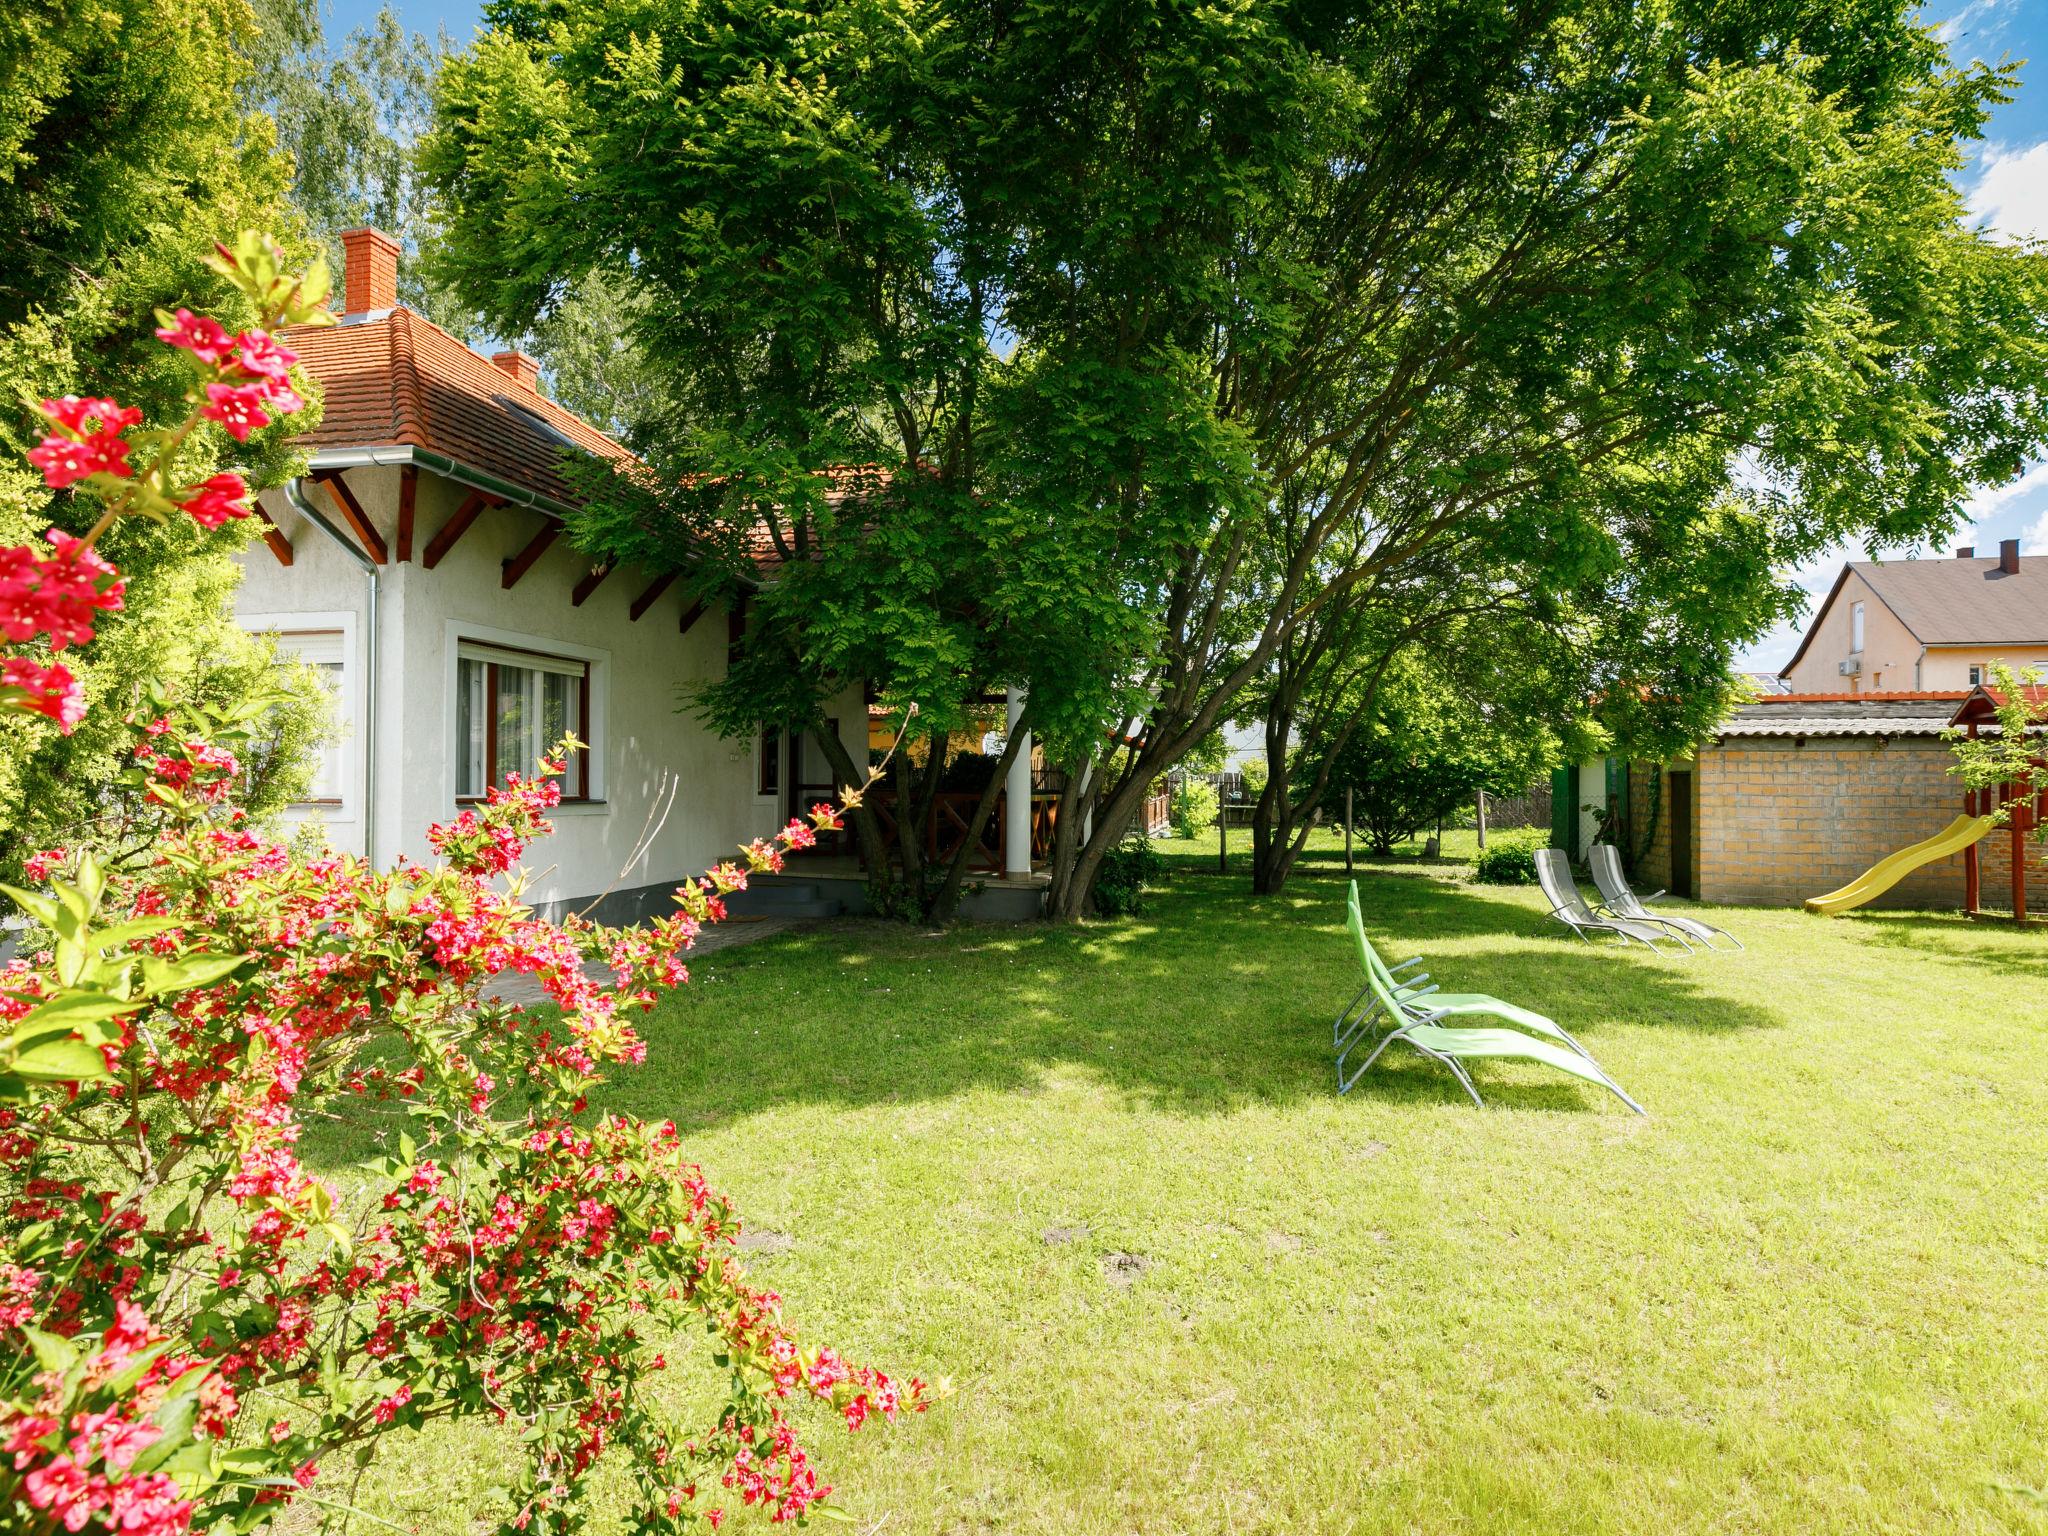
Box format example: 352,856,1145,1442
491,351,541,391
2000,537,2021,575
339,228,400,316
1955,546,1975,559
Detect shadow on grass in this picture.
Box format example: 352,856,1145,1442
1838,909,2048,977
296,863,1781,1172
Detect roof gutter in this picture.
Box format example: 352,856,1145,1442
284,476,379,867
306,445,581,523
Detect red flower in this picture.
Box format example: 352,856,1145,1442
0,534,124,648
177,473,252,529
155,308,235,364
200,383,273,443
233,330,298,382
28,431,134,489
1,657,85,731
39,396,143,434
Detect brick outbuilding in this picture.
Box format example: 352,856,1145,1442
1600,693,2047,912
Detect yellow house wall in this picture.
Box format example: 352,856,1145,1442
1780,569,1922,693
1918,645,2048,689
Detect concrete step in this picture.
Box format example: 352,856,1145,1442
726,882,843,919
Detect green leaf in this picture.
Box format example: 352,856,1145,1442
140,953,250,995
8,991,144,1047
20,1324,80,1374
10,1036,110,1081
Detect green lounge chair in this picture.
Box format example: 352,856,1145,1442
1337,882,1646,1115
1340,883,1595,1061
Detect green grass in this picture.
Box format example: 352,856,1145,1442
300,848,2048,1535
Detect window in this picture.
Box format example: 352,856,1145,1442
273,631,345,803
1851,601,1865,654
455,641,591,800
1970,665,1985,686
757,726,782,796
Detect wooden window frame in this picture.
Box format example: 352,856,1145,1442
455,640,593,804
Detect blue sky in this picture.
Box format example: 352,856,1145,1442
327,0,2046,676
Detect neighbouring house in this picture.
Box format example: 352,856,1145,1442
237,228,874,923
1558,690,2046,913
1779,541,2048,693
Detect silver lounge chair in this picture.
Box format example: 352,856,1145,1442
1588,844,1742,952
1535,848,1690,954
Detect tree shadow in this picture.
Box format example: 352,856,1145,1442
1838,910,2048,978
294,862,1785,1173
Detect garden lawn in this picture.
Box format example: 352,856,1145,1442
302,848,2048,1536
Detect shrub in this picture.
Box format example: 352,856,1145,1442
1093,832,1161,916
0,237,926,1536
1168,778,1218,838
1473,836,1541,885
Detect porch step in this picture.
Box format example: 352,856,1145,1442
725,880,843,919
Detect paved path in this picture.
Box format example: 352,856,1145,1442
487,915,799,1008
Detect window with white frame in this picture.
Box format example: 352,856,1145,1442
1851,601,1865,653
454,640,592,800
273,631,346,803
1970,665,1985,686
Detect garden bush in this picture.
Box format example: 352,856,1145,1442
1168,778,1218,838
1473,835,1542,885
1092,832,1161,916
0,236,925,1536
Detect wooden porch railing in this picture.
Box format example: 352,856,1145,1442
863,789,1060,874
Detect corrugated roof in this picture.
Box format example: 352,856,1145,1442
282,309,632,506
1718,693,1965,738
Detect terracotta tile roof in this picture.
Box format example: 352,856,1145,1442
283,309,632,507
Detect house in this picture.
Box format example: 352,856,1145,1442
1779,541,2048,693
236,228,869,923
1562,691,2044,913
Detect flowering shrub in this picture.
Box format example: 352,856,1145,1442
1,238,927,1536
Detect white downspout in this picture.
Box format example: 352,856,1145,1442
284,477,379,866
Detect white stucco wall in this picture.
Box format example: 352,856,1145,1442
238,463,865,913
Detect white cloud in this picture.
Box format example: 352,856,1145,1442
1935,0,2018,48
1971,140,2048,244
1963,460,2048,521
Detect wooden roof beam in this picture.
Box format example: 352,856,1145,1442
254,506,293,566
422,488,498,570
395,465,417,563
629,571,676,622
571,562,613,606
313,469,387,565
502,521,560,590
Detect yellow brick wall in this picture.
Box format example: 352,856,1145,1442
1695,737,1969,908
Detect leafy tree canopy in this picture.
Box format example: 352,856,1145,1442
0,0,327,886
422,0,2048,919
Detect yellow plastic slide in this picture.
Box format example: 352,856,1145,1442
1803,813,1998,916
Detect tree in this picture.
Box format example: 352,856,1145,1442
0,0,327,888
1311,660,1553,857
423,0,2048,921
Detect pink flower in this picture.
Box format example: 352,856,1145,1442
1,658,85,731
178,473,251,529
371,1385,411,1425
201,383,273,442
28,431,134,489
233,330,298,382
155,308,235,364
23,1454,99,1531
